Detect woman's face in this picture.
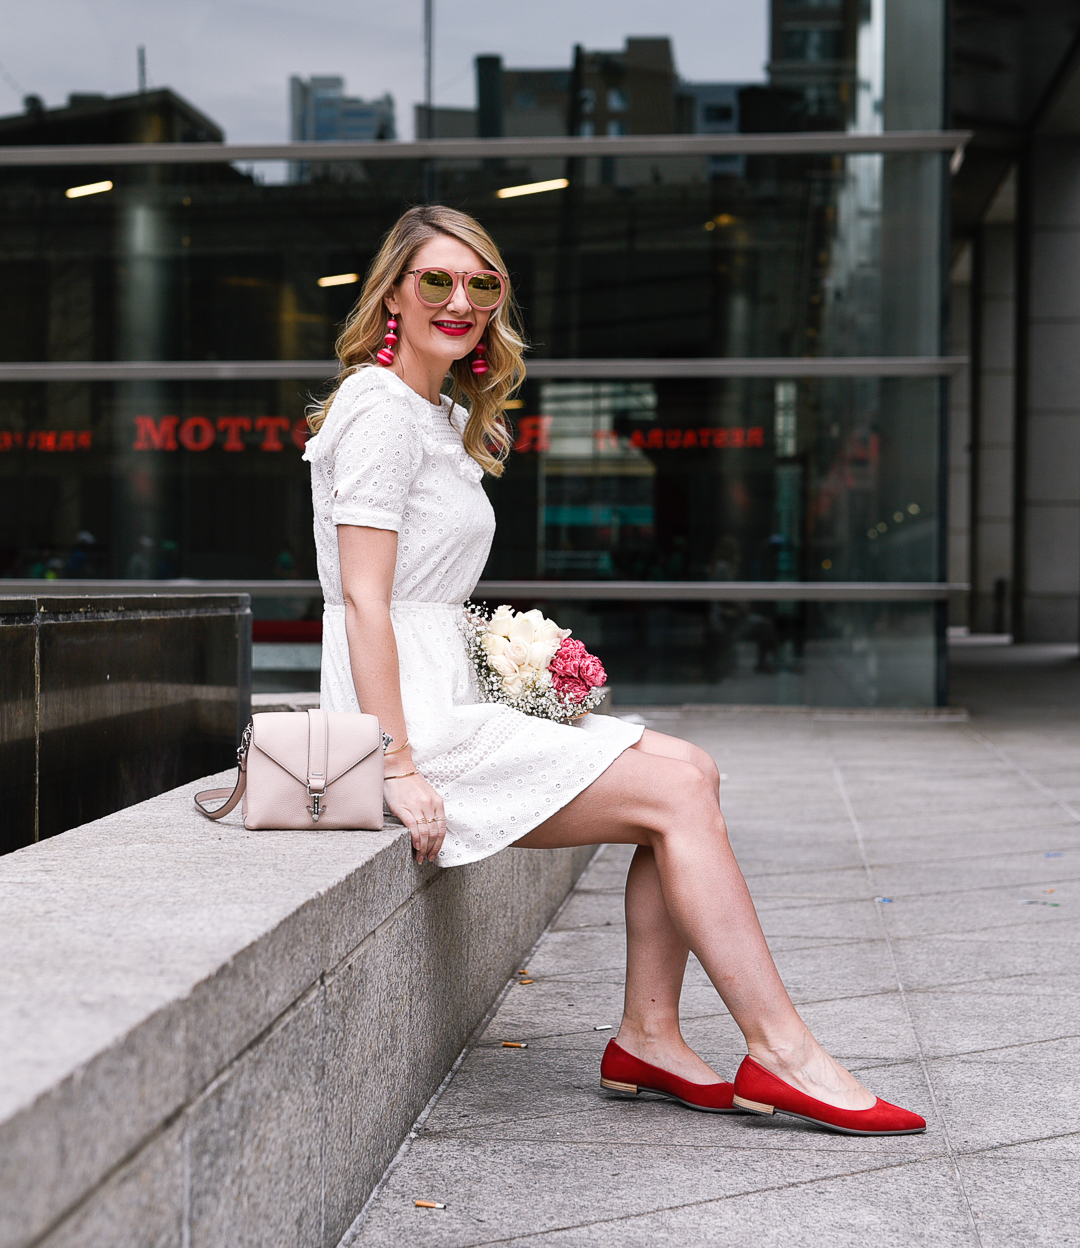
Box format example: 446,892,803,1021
388,235,494,367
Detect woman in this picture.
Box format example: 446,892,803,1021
303,204,924,1136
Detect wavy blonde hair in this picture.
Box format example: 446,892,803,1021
308,204,526,477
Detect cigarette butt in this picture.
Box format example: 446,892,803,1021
502,1040,528,1048
414,1200,446,1209
594,1024,612,1031
517,969,528,974
518,978,534,985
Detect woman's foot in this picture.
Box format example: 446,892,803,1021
748,1027,876,1111
601,1040,740,1113
613,1027,725,1086
733,1056,926,1135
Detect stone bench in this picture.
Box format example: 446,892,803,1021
0,771,593,1248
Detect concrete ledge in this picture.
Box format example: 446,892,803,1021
0,775,593,1248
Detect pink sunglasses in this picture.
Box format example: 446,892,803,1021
403,267,507,311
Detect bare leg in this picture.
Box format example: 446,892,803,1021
514,732,875,1110
619,844,724,1083
616,733,727,1083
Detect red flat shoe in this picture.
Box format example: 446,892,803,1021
732,1056,926,1135
600,1039,741,1113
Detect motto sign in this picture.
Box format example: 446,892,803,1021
132,416,309,452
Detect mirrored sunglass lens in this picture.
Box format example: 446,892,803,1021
467,274,503,307
417,270,454,303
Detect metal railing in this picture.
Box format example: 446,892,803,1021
0,130,971,166
0,579,967,602
0,357,967,383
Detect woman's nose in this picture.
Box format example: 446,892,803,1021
445,282,473,316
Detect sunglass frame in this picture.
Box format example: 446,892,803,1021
404,267,507,312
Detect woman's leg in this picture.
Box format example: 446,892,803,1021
514,737,876,1110
616,733,730,1083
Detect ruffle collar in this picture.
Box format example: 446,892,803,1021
419,416,485,484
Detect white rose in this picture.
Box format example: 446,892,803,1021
537,617,571,646
526,640,555,670
489,605,516,638
521,609,546,635
482,633,512,659
489,654,518,678
503,674,524,697
508,637,530,665
507,613,536,646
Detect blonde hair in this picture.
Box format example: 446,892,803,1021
308,204,526,477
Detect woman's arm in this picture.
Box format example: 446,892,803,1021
338,524,446,863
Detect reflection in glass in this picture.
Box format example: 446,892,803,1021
498,598,937,708
485,376,939,586
0,151,944,365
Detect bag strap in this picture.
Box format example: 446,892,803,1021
306,708,328,794
194,721,252,820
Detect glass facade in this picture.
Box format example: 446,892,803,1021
0,1,957,706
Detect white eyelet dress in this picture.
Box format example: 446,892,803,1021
303,366,643,867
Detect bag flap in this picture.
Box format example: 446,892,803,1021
323,711,382,782
250,711,382,786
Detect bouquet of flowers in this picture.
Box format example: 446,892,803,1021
463,602,608,723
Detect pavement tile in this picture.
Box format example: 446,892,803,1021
906,982,1080,1057
957,1158,1080,1247
358,1144,963,1248
870,856,1080,899
867,889,1080,941
862,829,1080,866
927,1037,1080,1154
853,805,1078,838
892,932,1080,988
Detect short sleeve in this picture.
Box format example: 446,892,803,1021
326,371,421,532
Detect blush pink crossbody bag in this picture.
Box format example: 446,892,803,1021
194,709,384,830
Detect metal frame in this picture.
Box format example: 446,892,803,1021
0,130,971,167
0,579,967,602
0,357,967,383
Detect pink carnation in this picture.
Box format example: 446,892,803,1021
549,638,607,703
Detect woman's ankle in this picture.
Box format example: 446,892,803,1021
745,1024,817,1074
615,1020,683,1052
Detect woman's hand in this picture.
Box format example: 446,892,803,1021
383,765,446,864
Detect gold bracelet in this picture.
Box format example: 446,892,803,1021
384,736,410,756
384,769,419,780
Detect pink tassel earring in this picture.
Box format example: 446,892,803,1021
376,317,398,366
471,341,488,376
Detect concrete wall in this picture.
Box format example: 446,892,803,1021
1024,140,1080,641
0,775,594,1248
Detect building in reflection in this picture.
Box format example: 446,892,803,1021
1,1,1075,703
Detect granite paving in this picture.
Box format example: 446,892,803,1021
345,644,1080,1248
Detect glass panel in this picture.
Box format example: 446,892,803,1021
485,376,940,584
0,151,943,363
0,379,314,579
0,373,939,585
483,597,938,708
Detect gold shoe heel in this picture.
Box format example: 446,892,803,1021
733,1094,775,1114
601,1078,639,1094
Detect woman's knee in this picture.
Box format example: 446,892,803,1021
685,742,721,792
646,760,726,839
